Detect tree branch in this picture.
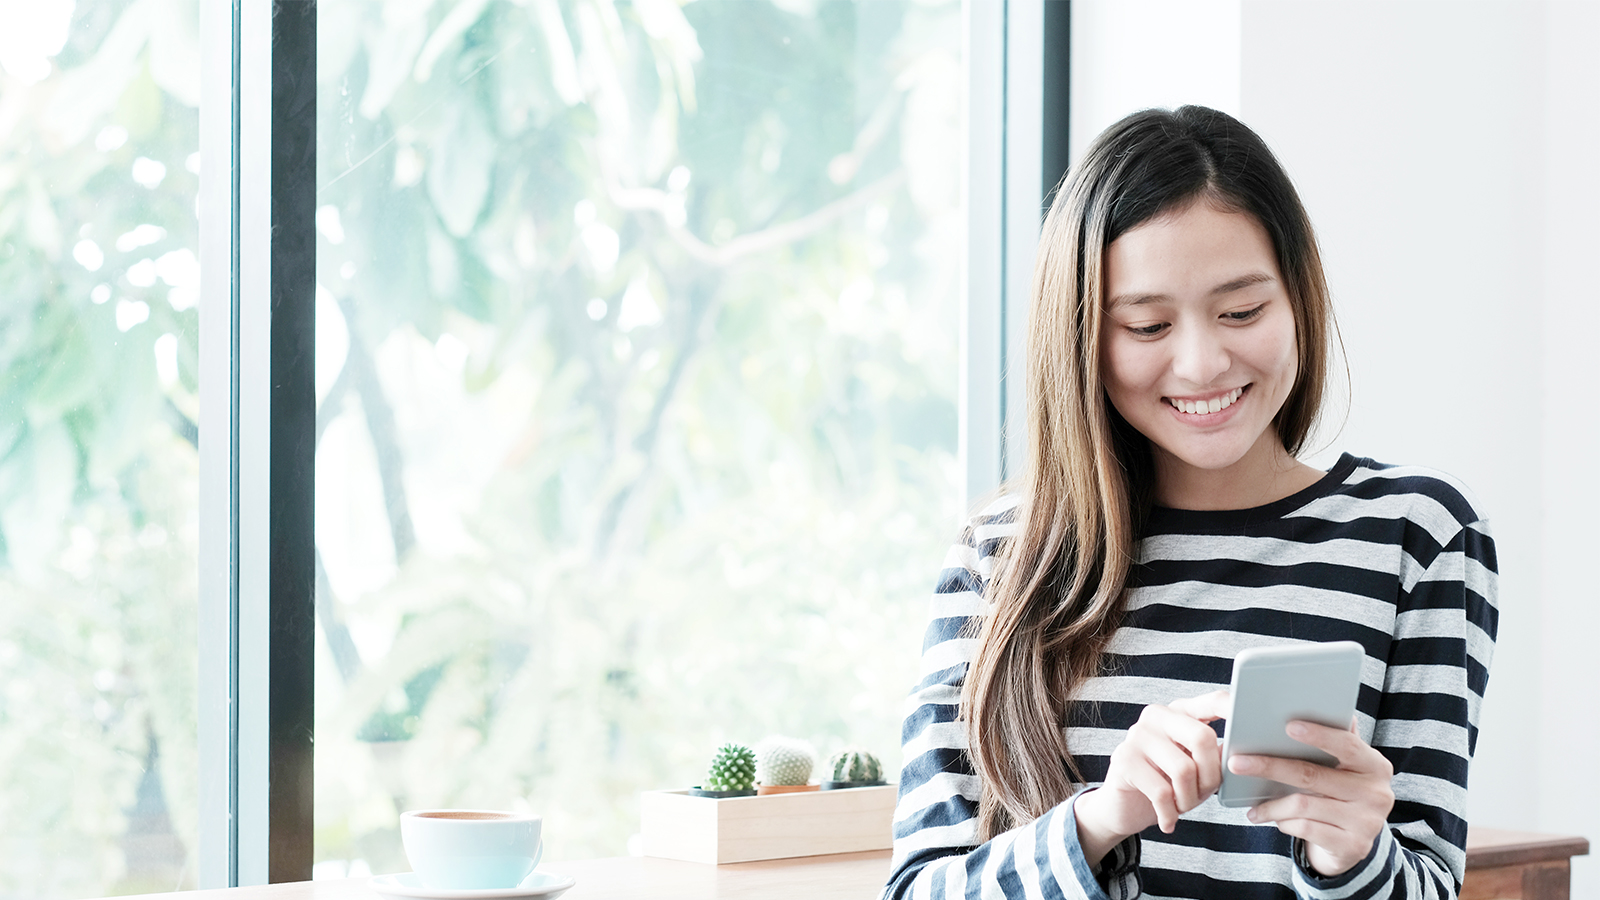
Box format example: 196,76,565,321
161,397,198,449
335,295,417,561
590,173,906,557
592,275,714,558
315,547,365,684
609,169,907,267
315,358,354,449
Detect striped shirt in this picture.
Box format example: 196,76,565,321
884,454,1498,900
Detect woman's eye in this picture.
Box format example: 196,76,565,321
1128,322,1167,337
1223,304,1267,323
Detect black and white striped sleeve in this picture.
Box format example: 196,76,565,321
880,503,1141,900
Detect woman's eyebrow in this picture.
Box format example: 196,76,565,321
1107,272,1275,310
1106,292,1164,310
1210,271,1276,295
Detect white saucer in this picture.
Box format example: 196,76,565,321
369,870,576,899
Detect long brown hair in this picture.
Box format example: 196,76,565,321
962,106,1335,840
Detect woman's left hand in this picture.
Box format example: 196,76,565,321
1228,718,1395,877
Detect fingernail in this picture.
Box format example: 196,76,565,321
1231,756,1256,774
1287,722,1307,737
1246,809,1259,823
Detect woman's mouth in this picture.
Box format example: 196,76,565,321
1165,385,1247,416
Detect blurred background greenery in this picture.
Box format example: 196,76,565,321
0,0,202,895
0,0,961,894
313,0,961,872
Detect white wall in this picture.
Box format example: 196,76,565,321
1073,1,1600,892
1532,4,1600,885
1069,0,1242,162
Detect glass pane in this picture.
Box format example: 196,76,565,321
314,0,961,872
0,0,202,896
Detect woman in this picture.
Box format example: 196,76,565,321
884,106,1497,900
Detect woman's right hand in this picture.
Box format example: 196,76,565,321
1074,690,1231,867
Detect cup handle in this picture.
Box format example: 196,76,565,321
515,837,544,888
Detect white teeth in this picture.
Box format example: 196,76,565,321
1168,387,1244,416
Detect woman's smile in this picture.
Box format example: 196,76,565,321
1164,384,1248,418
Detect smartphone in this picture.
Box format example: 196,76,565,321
1217,641,1365,808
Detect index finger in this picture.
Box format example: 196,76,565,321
1169,689,1231,723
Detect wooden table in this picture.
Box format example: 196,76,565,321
115,851,893,900
1463,828,1590,900
110,827,1587,900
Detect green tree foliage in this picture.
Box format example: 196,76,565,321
313,0,960,869
0,0,202,895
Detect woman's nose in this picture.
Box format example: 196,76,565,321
1171,325,1231,386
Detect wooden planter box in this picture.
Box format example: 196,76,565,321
640,784,897,864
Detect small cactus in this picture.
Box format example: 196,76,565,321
828,748,883,784
754,735,816,786
704,742,757,791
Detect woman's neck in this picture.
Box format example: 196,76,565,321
1150,430,1324,511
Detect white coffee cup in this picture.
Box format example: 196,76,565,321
399,809,543,889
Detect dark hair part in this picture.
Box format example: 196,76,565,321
961,106,1335,840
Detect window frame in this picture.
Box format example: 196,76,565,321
197,0,317,886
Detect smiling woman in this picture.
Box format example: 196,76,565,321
884,106,1497,900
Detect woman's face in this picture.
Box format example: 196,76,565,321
1099,199,1300,482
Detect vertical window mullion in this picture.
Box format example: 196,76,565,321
963,0,1005,508
966,0,1068,499
236,0,275,885
1041,3,1073,208
200,0,316,887
1003,0,1044,484
197,0,241,886
268,0,318,884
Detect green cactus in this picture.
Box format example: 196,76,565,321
827,748,883,784
704,742,757,791
754,735,815,786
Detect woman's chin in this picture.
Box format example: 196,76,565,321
1146,409,1292,472
1151,438,1260,476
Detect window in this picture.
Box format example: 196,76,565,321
0,1,202,895
3,0,1057,889
312,0,963,870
